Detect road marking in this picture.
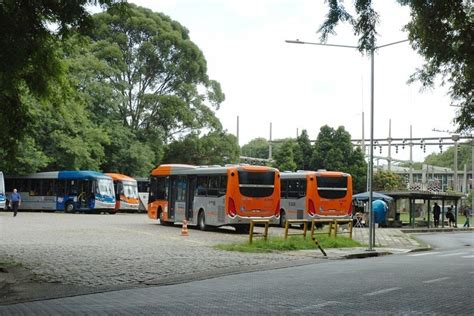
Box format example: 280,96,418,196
364,287,401,296
291,301,340,312
439,252,468,257
423,277,451,284
461,255,474,258
408,252,440,257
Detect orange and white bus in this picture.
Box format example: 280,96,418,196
279,170,353,226
106,173,139,213
148,164,280,232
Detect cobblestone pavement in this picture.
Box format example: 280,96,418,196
0,213,305,290
0,213,425,292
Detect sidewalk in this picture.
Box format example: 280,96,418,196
287,227,431,260
290,226,473,259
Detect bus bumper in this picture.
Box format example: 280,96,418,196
95,200,116,210
227,215,279,225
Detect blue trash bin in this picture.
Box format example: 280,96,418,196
372,200,388,224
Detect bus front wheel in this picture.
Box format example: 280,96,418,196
65,202,75,213
159,209,170,226
198,211,208,231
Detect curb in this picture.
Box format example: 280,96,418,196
343,251,392,259
407,247,432,253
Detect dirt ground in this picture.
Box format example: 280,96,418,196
0,262,99,305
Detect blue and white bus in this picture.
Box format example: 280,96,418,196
5,171,115,213
0,171,5,210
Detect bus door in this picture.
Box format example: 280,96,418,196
173,176,187,222
168,176,177,220
186,176,196,221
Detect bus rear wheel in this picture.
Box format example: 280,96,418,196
198,211,208,231
279,210,286,228
235,225,250,234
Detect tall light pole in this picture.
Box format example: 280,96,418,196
286,38,409,251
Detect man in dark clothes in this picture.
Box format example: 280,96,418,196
433,202,441,227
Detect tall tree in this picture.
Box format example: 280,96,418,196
373,170,405,191
312,125,367,192
90,4,224,140
319,0,473,132
241,138,270,159
163,131,239,165
272,139,297,172
0,0,120,171
424,143,472,171
294,130,313,170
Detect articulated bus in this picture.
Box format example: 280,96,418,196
279,170,353,226
135,177,150,212
5,171,115,213
0,172,5,210
148,164,280,232
106,173,139,213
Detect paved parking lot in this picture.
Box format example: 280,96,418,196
0,213,305,291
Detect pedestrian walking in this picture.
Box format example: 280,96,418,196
433,202,441,227
463,206,471,228
10,188,21,217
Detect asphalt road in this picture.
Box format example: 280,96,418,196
1,232,473,315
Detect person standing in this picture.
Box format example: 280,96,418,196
463,206,471,228
446,206,455,227
10,188,21,217
433,202,441,227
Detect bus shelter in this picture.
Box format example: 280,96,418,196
380,191,464,228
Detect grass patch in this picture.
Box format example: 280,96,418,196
215,235,361,253
0,257,23,268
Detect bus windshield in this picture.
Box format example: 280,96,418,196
238,171,275,198
122,181,138,199
316,176,348,199
97,179,114,197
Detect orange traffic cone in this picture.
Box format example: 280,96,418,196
181,220,189,236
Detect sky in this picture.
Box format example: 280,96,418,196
125,0,460,163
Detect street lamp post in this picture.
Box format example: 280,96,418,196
286,38,409,251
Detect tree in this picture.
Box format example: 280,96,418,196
373,170,405,191
89,4,224,140
241,138,269,159
312,125,367,193
294,130,313,170
424,143,472,171
272,139,297,172
163,131,239,165
319,0,473,132
0,0,120,170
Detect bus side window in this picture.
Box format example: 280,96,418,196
281,180,288,198
208,176,219,197
196,176,208,196
298,180,306,198
287,180,296,198
153,176,168,201
218,176,227,196
5,178,14,192
30,179,41,196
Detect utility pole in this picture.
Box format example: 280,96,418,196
452,134,460,191
409,125,413,187
269,122,273,160
388,119,392,171
236,115,240,145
